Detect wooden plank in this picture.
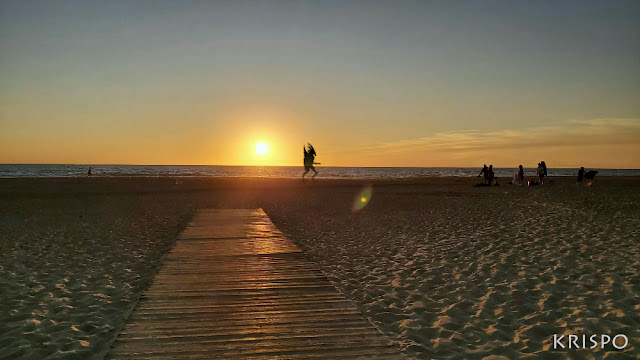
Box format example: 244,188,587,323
107,209,405,359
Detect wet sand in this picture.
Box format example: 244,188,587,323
1,176,639,359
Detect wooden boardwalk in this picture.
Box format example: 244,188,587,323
107,209,404,359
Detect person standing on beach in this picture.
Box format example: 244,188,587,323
302,143,319,181
537,163,545,185
541,161,547,176
488,165,495,185
518,165,525,186
478,165,489,184
577,167,586,185
88,167,92,177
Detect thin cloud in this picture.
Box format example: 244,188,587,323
356,118,640,156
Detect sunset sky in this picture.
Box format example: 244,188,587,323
1,0,639,168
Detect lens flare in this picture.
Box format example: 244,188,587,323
352,186,373,212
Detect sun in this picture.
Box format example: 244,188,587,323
255,142,269,155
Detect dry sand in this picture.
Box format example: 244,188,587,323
0,176,639,359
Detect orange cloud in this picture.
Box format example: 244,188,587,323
330,119,640,168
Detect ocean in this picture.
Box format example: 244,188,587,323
1,164,638,179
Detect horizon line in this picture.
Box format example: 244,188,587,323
1,163,637,170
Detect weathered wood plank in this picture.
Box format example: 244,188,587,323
107,209,404,359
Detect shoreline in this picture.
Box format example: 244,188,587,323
2,165,638,181
2,175,639,180
2,176,639,195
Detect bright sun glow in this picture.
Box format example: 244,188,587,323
255,142,269,155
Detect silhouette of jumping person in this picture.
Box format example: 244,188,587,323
302,143,319,181
88,167,92,177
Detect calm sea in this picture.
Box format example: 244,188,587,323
1,165,638,179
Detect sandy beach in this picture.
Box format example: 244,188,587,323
1,176,639,359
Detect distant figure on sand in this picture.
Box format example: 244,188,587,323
88,167,92,177
478,165,489,184
541,161,547,176
585,170,598,186
537,163,545,185
577,167,586,185
302,143,319,180
512,165,524,186
518,165,525,186
488,165,495,185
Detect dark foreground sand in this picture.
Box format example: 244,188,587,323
0,177,639,359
